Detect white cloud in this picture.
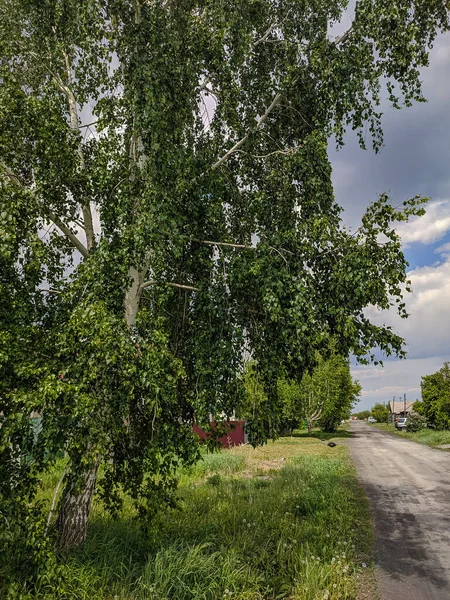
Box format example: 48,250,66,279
395,199,450,246
351,255,450,410
351,356,447,411
436,242,450,258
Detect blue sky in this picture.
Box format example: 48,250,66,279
329,32,450,411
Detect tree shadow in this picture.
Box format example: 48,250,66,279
290,429,352,440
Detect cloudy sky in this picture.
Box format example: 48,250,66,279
329,32,450,411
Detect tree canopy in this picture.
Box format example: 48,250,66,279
278,353,360,435
370,403,389,422
420,362,450,429
1,0,449,590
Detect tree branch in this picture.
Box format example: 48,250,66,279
333,25,353,46
47,210,89,258
254,22,279,46
63,52,96,252
0,162,89,258
193,239,252,250
45,465,67,536
141,281,200,292
210,92,281,172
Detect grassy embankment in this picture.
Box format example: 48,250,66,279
371,422,450,448
34,432,375,600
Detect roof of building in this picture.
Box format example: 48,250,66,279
389,401,414,413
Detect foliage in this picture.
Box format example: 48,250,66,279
412,400,425,415
23,438,372,600
278,354,360,434
420,362,450,429
318,356,361,433
1,0,449,589
372,423,450,448
405,413,426,433
352,411,371,420
370,403,389,423
236,361,271,440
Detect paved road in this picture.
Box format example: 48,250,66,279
347,422,450,600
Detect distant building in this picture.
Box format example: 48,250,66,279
389,401,414,421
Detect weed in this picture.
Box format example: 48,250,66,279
29,434,373,599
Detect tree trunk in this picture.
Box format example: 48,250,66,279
307,420,312,436
56,459,100,552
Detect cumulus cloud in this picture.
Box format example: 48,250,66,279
395,199,450,247
365,256,450,360
436,242,450,258
351,356,448,411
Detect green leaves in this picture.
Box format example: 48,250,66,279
1,0,449,587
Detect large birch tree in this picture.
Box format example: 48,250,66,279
0,0,448,578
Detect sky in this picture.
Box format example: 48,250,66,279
329,32,450,411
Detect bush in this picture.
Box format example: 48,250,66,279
406,413,426,433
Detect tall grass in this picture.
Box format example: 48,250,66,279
372,422,450,447
32,437,373,600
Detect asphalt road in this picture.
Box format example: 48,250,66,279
347,421,450,600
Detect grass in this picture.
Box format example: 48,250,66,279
32,433,375,600
371,422,450,448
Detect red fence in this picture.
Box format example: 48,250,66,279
193,420,247,448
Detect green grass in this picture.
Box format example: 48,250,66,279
32,435,374,600
371,422,450,447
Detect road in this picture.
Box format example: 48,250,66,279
347,421,450,600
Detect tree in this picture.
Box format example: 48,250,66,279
352,410,371,420
421,363,450,429
318,355,360,432
1,0,448,582
279,354,360,435
371,403,389,423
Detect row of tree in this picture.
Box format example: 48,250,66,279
240,353,360,436
415,362,450,430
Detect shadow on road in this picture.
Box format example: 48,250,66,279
363,481,450,594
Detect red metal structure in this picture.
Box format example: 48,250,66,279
193,420,247,448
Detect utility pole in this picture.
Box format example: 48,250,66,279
404,393,407,418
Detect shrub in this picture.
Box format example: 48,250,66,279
406,413,426,433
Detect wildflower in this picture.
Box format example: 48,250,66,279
243,518,246,523
247,522,251,527
323,590,330,599
331,558,335,563
333,583,337,589
293,540,297,544
362,562,367,568
283,543,287,548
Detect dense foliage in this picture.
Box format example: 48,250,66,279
1,0,449,594
419,362,450,429
370,403,389,423
278,354,360,434
405,412,426,433
351,410,371,420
